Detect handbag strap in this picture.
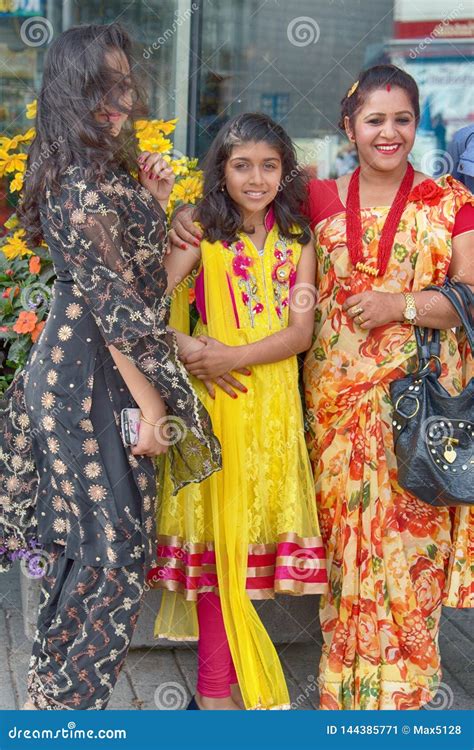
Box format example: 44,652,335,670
425,281,474,353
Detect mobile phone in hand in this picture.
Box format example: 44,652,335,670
120,408,141,446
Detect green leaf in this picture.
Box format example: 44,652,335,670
348,490,360,511
362,481,370,510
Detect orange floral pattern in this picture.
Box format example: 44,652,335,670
304,175,474,710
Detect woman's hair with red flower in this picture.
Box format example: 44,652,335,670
339,64,420,131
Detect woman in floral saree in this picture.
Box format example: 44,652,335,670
303,65,474,710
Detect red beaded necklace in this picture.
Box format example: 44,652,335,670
346,163,414,277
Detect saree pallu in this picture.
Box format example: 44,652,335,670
303,176,474,710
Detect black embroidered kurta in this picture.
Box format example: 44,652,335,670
0,165,221,569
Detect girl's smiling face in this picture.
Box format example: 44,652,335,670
345,87,417,172
224,141,282,222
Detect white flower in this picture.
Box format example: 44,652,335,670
61,480,74,497
88,484,107,502
47,437,60,453
71,208,87,224
50,346,64,364
46,370,58,386
41,392,56,409
42,415,55,431
52,459,67,475
82,438,99,456
58,325,73,342
65,303,83,320
84,190,99,206
84,461,101,479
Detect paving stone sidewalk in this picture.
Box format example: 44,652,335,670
0,565,472,710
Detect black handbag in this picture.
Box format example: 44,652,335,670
390,280,474,507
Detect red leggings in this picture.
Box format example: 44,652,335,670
197,592,237,698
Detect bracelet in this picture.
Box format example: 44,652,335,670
140,415,159,427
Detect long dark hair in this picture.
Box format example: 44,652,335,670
339,64,420,131
18,23,148,248
196,113,311,245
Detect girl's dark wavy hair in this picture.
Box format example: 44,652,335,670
18,23,148,248
196,113,311,245
339,64,420,131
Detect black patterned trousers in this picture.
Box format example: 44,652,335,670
27,544,145,710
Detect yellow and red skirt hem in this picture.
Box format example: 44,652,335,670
147,531,327,600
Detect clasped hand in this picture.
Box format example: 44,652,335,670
183,336,251,399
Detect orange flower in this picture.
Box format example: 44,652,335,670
29,255,41,274
13,310,37,334
2,286,19,298
188,287,196,304
31,320,45,343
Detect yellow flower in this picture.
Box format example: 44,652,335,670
170,175,203,205
0,151,27,177
169,156,190,177
4,213,19,230
135,118,177,136
26,100,37,120
10,172,24,193
10,128,35,148
137,134,172,154
1,229,32,260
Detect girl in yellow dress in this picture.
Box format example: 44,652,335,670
148,113,327,710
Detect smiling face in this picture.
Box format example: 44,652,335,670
223,141,282,223
345,87,417,173
95,48,132,137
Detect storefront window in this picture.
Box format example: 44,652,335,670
193,1,394,175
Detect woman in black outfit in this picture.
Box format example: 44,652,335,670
0,23,220,710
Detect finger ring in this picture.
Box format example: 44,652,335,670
353,307,364,316
357,314,365,325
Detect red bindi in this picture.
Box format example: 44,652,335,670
386,84,391,92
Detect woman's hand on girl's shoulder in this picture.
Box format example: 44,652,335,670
168,205,202,254
137,151,175,209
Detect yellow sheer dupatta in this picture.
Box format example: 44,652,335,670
156,241,290,709
200,240,289,709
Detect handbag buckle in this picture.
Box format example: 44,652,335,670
394,392,420,419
